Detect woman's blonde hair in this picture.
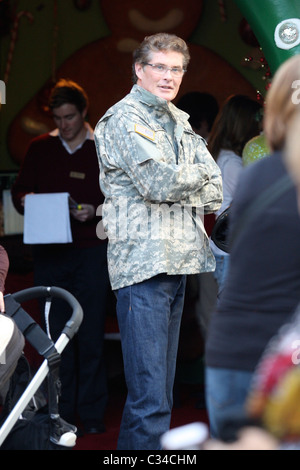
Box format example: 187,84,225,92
264,54,300,152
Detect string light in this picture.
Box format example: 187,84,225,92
242,47,272,99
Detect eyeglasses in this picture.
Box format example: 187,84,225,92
143,63,186,77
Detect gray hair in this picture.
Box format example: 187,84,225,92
132,33,190,84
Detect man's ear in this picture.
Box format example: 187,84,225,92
82,107,88,119
135,63,143,81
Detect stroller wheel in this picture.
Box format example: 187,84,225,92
56,431,77,448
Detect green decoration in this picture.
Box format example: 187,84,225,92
234,0,300,73
242,134,270,167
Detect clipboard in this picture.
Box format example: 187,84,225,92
23,192,73,244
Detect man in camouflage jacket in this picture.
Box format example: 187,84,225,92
94,33,222,450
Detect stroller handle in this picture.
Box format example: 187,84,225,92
10,286,83,340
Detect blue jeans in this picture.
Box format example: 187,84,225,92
205,367,253,439
213,254,230,295
116,273,186,450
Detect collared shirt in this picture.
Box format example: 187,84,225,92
94,85,222,290
50,122,94,154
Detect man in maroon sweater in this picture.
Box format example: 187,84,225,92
11,79,109,435
0,245,9,313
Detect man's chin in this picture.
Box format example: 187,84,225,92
61,133,73,141
157,90,177,102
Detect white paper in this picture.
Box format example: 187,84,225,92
2,189,24,235
23,192,72,244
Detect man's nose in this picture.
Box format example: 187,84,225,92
60,119,68,129
163,68,173,78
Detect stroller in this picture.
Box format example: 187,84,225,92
0,285,83,450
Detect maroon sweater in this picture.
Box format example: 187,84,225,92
0,245,9,293
11,133,105,248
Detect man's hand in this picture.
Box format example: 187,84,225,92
21,192,34,207
70,203,95,222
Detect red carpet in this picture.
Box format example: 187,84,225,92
74,377,208,450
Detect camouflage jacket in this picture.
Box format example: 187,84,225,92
94,85,222,290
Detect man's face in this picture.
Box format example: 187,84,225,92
52,103,86,143
135,51,185,103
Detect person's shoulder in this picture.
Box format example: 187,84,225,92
235,152,284,205
112,90,143,117
24,133,60,159
218,149,242,168
242,151,281,181
95,93,136,132
105,88,138,114
28,132,58,148
98,97,150,138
